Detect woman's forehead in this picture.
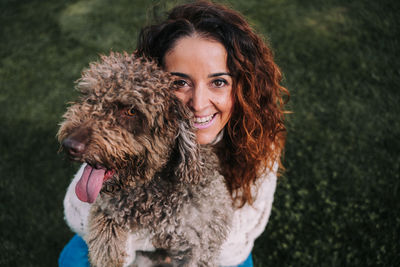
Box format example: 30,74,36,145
164,36,228,74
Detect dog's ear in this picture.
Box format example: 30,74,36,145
172,97,203,184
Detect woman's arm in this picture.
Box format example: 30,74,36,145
218,163,278,266
63,164,91,238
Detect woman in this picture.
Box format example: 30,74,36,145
59,1,288,266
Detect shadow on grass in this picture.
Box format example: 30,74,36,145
0,118,79,266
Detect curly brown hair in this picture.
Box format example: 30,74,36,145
136,0,289,207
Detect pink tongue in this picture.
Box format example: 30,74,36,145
75,164,106,203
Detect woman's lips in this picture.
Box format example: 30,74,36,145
193,114,217,129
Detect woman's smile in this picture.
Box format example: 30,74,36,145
193,114,217,129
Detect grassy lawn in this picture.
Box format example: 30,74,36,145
1,0,399,266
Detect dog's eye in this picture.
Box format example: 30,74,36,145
126,108,136,116
86,98,96,104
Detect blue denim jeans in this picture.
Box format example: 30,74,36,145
59,234,253,267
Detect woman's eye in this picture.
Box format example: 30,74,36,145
212,79,227,87
173,79,189,87
126,107,135,116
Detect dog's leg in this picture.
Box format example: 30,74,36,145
87,205,129,267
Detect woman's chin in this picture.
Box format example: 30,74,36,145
195,128,221,145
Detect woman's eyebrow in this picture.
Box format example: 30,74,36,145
170,72,231,78
208,72,231,78
170,72,190,78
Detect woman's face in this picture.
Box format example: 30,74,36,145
164,36,234,144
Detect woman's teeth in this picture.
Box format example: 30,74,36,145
194,114,214,124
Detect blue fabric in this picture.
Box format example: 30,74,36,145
236,253,253,267
59,234,253,267
59,235,90,267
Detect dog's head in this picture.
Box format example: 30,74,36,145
58,52,201,203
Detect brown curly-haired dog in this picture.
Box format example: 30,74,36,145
58,52,232,267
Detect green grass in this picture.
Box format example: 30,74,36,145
1,0,399,266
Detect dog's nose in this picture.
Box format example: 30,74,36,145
62,137,86,157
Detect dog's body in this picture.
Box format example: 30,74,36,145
58,52,232,267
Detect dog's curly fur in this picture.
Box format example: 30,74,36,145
58,52,232,267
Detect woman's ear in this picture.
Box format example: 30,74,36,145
172,97,202,184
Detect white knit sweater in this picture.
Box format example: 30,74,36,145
63,163,277,266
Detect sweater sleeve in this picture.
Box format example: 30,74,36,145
63,164,91,238
218,163,278,266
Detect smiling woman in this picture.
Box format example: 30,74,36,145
137,0,288,208
59,1,289,266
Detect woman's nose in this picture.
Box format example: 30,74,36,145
189,84,209,112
